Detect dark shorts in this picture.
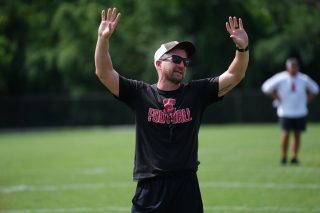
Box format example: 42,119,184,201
131,171,203,213
279,117,306,132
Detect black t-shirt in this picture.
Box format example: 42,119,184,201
116,75,223,181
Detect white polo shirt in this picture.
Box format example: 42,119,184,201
262,71,319,118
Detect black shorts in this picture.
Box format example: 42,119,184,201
279,117,306,132
131,171,203,213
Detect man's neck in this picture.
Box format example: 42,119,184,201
156,80,181,91
288,71,298,77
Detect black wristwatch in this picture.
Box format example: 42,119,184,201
236,45,249,52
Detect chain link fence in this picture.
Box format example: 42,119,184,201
1,90,319,129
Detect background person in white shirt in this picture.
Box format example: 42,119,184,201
261,57,319,165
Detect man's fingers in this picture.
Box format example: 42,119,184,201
111,8,117,21
229,16,235,31
114,13,121,27
228,16,233,27
239,18,244,30
233,16,238,29
226,22,232,34
227,16,245,33
101,10,105,21
105,7,119,22
107,8,112,21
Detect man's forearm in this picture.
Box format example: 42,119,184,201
268,91,280,101
218,49,249,97
94,8,120,96
218,17,249,97
307,93,316,103
95,37,114,77
94,36,120,96
227,50,249,82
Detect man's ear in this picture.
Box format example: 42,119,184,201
155,60,162,68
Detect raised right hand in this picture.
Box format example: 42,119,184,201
98,8,121,39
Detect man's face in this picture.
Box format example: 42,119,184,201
286,59,299,76
159,49,188,84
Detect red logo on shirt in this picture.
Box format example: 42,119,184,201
163,99,176,114
291,82,296,92
147,98,192,124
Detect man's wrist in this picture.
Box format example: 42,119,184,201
236,45,249,52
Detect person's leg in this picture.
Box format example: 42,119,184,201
131,176,169,213
167,172,203,213
290,117,306,164
291,131,301,164
281,131,290,165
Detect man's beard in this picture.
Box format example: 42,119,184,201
165,70,184,84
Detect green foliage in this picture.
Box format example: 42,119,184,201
245,0,320,85
0,0,319,95
51,0,105,95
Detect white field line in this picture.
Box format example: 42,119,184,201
200,166,320,174
79,166,320,175
1,181,320,194
205,205,320,212
0,207,130,213
1,206,320,213
0,183,130,193
200,181,320,189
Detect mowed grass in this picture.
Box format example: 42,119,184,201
0,124,319,212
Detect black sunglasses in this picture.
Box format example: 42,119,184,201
161,55,191,66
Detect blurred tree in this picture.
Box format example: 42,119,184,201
244,0,320,86
0,0,63,94
0,0,319,95
0,0,30,94
50,0,104,95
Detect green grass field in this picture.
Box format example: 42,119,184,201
0,124,319,213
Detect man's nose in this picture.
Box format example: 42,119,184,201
177,60,185,67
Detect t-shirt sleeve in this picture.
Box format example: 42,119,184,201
305,76,319,94
192,77,223,107
261,73,283,94
262,78,277,94
204,77,224,105
114,75,141,110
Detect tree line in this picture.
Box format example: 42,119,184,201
1,0,319,96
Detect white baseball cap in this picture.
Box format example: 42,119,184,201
154,41,196,61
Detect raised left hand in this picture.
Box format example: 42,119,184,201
226,16,249,49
